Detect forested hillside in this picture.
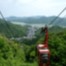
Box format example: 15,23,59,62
37,29,66,66
0,35,24,66
0,19,27,38
0,19,66,66
22,28,66,66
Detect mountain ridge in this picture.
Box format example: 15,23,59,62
6,16,66,27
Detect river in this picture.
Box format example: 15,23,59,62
11,21,46,27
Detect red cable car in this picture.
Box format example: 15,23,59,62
37,27,50,66
36,7,66,66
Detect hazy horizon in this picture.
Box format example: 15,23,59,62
4,15,63,17
0,0,66,17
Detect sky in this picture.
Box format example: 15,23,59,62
0,0,66,17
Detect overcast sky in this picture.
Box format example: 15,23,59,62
0,0,66,17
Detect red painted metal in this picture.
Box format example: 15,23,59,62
37,26,50,66
43,27,48,48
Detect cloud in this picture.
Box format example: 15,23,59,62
0,0,66,17
14,0,34,5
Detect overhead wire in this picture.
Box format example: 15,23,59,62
54,15,66,26
0,7,66,38
0,11,13,37
0,19,10,37
0,11,15,38
48,7,66,25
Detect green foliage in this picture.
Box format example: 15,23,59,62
0,19,27,38
0,18,66,66
24,28,66,66
36,29,66,66
0,35,25,66
48,32,66,66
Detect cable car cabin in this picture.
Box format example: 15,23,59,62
37,44,50,66
36,26,50,66
36,7,66,66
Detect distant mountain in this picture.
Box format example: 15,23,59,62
0,19,27,38
6,16,66,27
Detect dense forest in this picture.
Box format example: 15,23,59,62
0,19,66,66
0,19,27,38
